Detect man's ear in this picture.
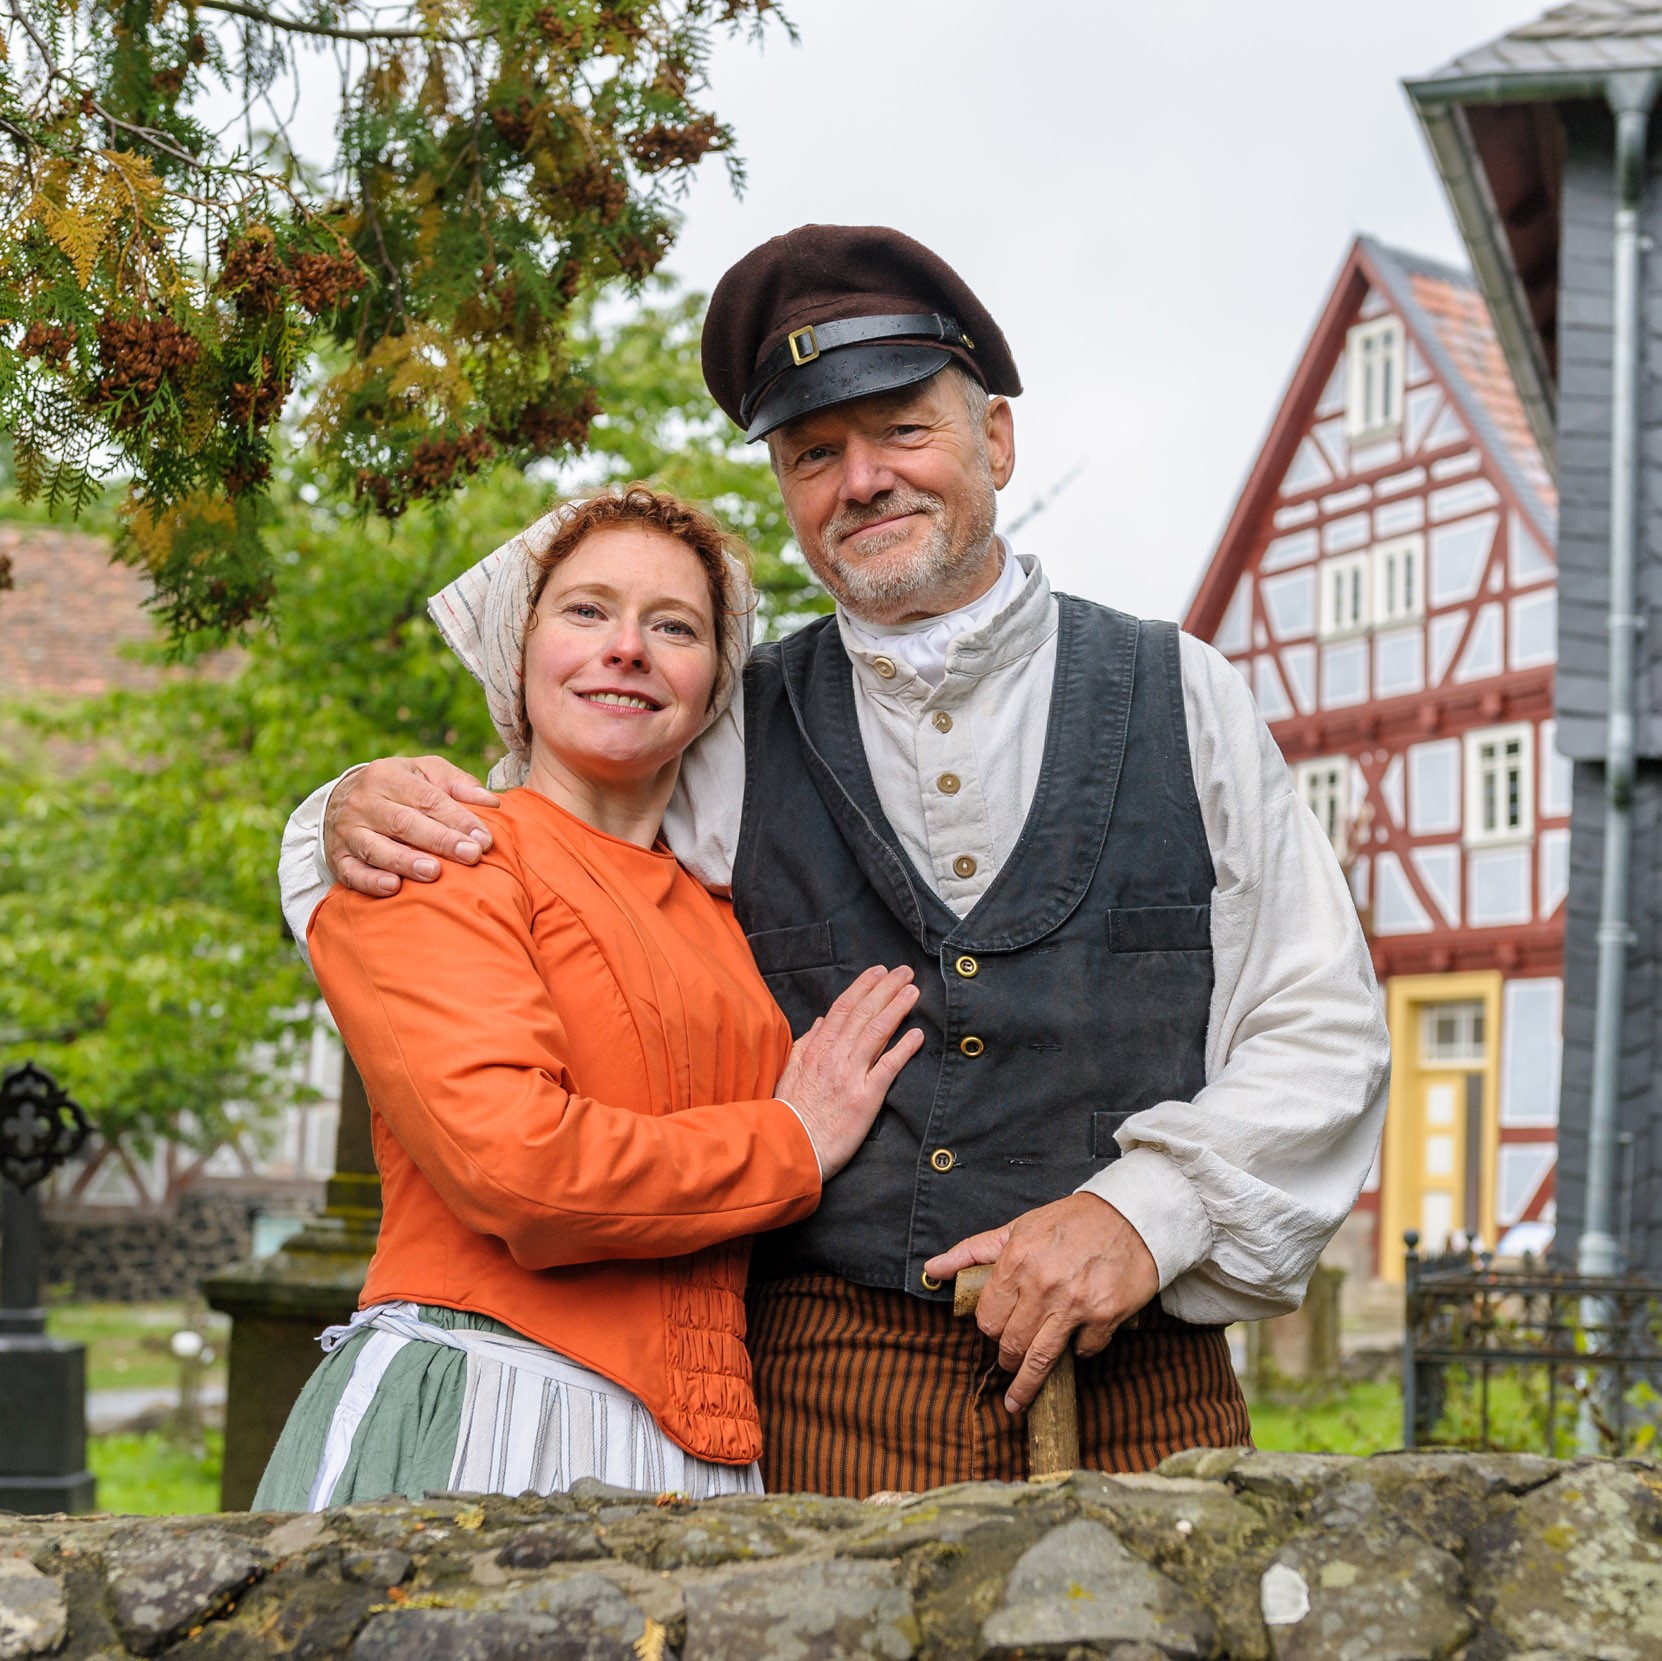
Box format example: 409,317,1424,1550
986,397,1016,490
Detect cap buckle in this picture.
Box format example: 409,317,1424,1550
787,326,820,367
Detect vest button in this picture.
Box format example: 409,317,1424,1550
920,1270,942,1291
872,656,898,679
931,1147,955,1172
955,955,979,978
959,1035,985,1058
931,711,953,732
937,772,962,795
952,854,978,879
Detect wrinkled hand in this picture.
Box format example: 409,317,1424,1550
324,756,500,897
924,1192,1159,1413
775,966,924,1180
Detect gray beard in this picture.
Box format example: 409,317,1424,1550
816,487,997,622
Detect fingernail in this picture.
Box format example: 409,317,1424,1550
414,857,440,879
376,874,399,894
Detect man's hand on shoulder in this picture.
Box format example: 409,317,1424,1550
923,1192,1160,1414
325,756,500,897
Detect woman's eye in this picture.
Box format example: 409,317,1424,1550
567,602,604,620
657,618,698,638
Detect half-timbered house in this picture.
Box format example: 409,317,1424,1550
1185,236,1565,1281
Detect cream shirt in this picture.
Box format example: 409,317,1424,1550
279,550,1389,1326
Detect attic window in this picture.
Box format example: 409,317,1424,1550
1346,316,1404,439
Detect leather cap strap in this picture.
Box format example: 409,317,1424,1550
740,311,972,423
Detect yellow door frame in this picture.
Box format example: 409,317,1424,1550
1379,969,1504,1282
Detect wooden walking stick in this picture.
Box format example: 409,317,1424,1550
954,1264,1081,1479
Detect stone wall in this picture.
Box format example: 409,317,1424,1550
1,1451,1659,1659
41,1193,260,1305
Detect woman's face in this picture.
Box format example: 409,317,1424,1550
523,525,720,789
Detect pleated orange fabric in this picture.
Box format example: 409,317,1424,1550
747,1274,1253,1496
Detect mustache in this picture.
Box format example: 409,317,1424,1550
824,490,943,550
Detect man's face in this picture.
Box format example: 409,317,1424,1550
768,372,1016,624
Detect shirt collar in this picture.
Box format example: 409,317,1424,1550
837,541,1055,696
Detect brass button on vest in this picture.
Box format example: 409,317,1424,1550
931,711,953,732
930,1147,955,1172
959,1035,985,1058
920,1270,942,1291
872,656,898,679
952,854,978,879
937,772,962,795
955,954,979,978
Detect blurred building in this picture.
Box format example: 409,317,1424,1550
0,526,338,1295
1185,236,1565,1283
1406,0,1662,1278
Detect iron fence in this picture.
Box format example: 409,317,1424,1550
1402,1230,1662,1457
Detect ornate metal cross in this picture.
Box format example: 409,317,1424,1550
0,1061,89,1193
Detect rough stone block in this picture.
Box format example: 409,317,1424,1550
0,1557,67,1660
682,1557,918,1661
105,1523,272,1654
981,1517,1217,1659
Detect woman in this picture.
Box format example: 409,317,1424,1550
255,487,921,1509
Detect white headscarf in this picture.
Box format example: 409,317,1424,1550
426,495,757,791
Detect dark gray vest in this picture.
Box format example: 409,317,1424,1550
733,597,1216,1303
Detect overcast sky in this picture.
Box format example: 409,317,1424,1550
659,0,1537,621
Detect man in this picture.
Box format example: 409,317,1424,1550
281,225,1389,1494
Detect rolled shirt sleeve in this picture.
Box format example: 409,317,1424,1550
1080,633,1390,1325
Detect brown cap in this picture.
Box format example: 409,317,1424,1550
702,224,1021,441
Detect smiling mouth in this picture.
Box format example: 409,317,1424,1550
579,691,662,711
841,512,919,546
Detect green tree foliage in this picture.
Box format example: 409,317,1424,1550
0,0,788,638
0,283,824,1151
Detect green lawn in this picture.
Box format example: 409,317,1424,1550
1247,1377,1404,1455
46,1302,229,1395
89,1431,223,1515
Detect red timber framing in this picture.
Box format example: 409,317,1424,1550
1185,236,1564,1273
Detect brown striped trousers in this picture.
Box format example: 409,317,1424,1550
747,1273,1252,1497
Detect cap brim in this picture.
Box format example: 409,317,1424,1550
743,343,952,442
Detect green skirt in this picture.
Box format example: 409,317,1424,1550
252,1305,507,1511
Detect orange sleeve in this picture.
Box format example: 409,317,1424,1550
307,852,820,1270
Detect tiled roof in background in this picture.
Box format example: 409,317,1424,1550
0,525,164,699
1421,1,1662,83
1363,239,1558,534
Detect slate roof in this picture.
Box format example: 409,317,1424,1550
1419,1,1662,85
1360,238,1558,532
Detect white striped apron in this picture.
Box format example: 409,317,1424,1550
308,1303,763,1509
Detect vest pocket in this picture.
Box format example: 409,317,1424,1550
747,919,836,976
1106,904,1211,954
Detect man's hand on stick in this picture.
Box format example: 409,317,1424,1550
324,757,500,897
924,1192,1159,1414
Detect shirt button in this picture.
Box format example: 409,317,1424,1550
931,711,953,732
931,1147,955,1172
920,1270,942,1291
872,656,898,679
937,772,962,795
959,1035,985,1058
952,854,978,879
955,954,979,978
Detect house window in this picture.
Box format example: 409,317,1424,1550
1464,723,1534,844
1421,1000,1486,1065
1319,553,1370,638
1373,533,1425,626
1295,757,1350,847
1346,316,1405,438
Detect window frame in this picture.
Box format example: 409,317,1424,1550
1463,722,1535,847
1372,532,1426,627
1345,316,1406,440
1294,755,1351,849
1319,552,1371,640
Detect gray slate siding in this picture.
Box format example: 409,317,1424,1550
1553,760,1662,1272
1553,108,1662,762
